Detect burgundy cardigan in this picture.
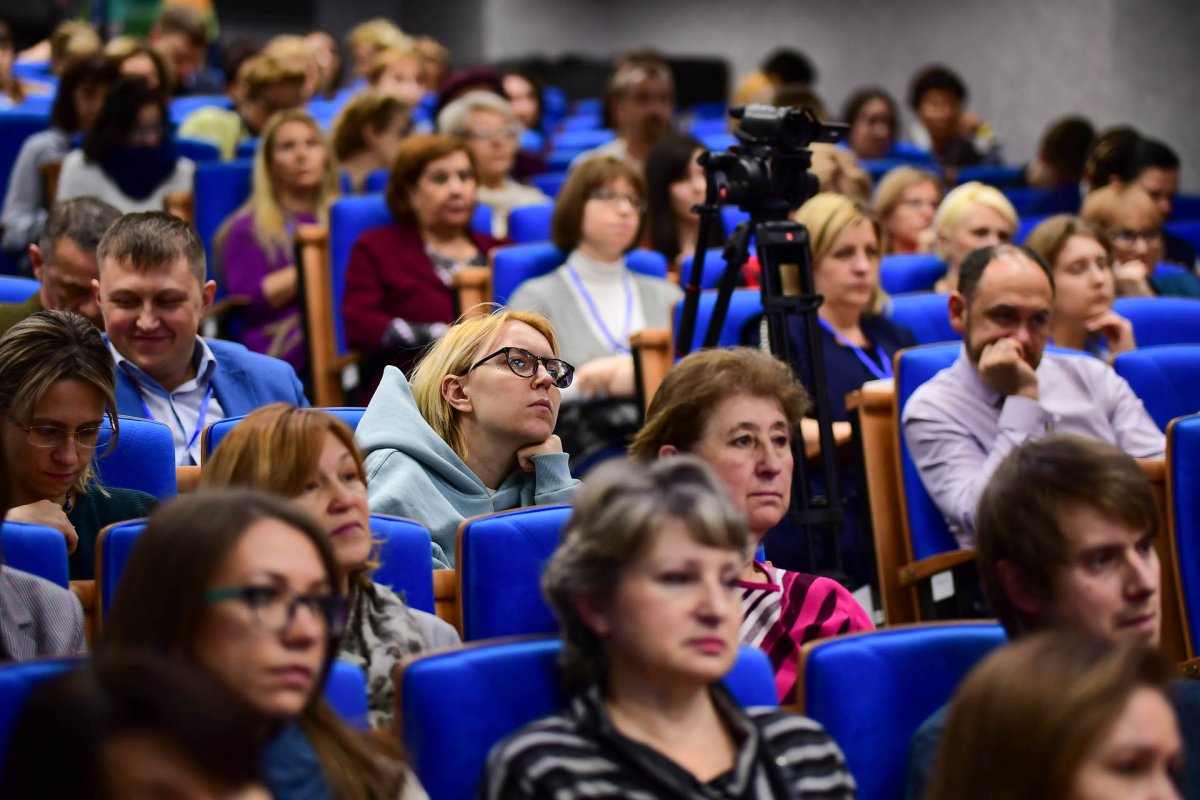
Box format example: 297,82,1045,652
342,221,501,394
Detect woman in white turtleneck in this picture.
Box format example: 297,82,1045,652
508,157,681,465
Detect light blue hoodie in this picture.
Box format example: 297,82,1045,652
356,367,579,566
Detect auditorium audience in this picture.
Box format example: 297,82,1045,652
356,309,579,562
46,20,101,76
0,654,270,798
437,90,548,239
500,68,545,135
101,489,422,799
841,87,899,162
931,181,1018,293
306,29,344,99
146,5,209,95
368,47,428,110
482,457,857,799
644,133,724,267
928,632,1180,800
0,197,120,336
332,91,411,194
217,109,338,373
1021,115,1094,190
202,404,459,726
509,157,679,467
105,41,170,97
179,54,308,160
1024,214,1136,360
1082,184,1200,298
906,435,1200,798
1,55,117,267
572,53,675,169
346,18,412,81
0,21,28,108
96,212,308,466
873,165,942,254
629,348,873,702
902,245,1164,548
55,77,194,213
907,64,998,177
0,311,156,579
342,134,500,395
261,35,322,105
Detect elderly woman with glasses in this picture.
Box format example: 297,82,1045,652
509,157,681,468
0,311,155,580
356,309,579,564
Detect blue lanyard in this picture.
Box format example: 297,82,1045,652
136,381,216,460
818,317,893,380
566,266,634,355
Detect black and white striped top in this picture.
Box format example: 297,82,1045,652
481,684,857,800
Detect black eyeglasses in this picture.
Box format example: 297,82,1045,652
465,347,575,388
204,584,347,638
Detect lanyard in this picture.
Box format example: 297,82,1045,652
136,381,216,461
566,266,634,355
818,317,893,380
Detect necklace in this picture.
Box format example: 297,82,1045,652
62,490,73,514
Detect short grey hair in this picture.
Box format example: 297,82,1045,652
40,196,122,264
436,90,519,137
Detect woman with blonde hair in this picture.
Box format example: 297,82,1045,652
332,92,411,194
202,403,459,728
872,165,942,254
931,181,1018,292
218,109,339,372
356,308,579,563
928,631,1181,800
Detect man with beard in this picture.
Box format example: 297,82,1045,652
901,244,1163,548
572,53,675,170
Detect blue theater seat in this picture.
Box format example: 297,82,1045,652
0,274,38,302
173,137,221,163
678,248,734,290
0,657,83,758
672,288,763,351
1113,297,1200,347
1167,220,1200,251
94,416,177,500
398,637,777,800
0,521,69,588
800,622,1007,800
955,164,1024,187
329,195,393,355
491,243,667,306
202,407,366,463
529,171,566,199
886,293,959,345
505,203,553,243
1168,414,1200,654
879,253,946,295
1113,345,1200,432
193,159,253,280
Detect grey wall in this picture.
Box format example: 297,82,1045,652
481,0,1200,190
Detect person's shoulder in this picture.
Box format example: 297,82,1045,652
2,566,75,605
101,486,158,514
487,706,591,767
59,149,86,170
864,313,918,348
355,221,414,250
743,706,848,758
206,338,296,375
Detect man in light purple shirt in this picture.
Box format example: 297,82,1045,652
902,244,1164,547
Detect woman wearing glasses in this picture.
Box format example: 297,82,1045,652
202,403,460,728
356,309,579,564
509,157,681,469
343,134,503,399
101,489,423,799
0,311,155,580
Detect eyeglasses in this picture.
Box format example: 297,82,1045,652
204,584,347,637
587,188,647,214
1110,228,1161,246
7,420,112,450
466,346,575,389
465,124,521,141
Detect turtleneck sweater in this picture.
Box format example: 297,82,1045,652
562,250,647,353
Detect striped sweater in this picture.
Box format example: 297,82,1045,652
482,684,857,799
739,563,875,703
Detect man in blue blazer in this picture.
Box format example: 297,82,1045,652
93,212,309,465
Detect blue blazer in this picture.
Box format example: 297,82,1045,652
114,338,310,418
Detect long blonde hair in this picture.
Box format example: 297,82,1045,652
793,192,889,315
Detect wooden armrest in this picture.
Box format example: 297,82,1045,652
204,295,251,319
453,267,492,315
631,327,672,412
897,549,977,587
333,352,360,371
175,465,202,494
163,191,194,224
71,579,97,648
432,568,459,633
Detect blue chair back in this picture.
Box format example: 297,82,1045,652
1174,195,1200,221
689,117,728,138
551,129,613,150
506,203,553,243
1167,220,1200,252
529,171,567,199
672,288,763,351
879,254,946,295
721,205,750,233
678,248,733,290
363,169,390,193
802,623,1007,800
325,660,369,729
0,657,84,758
94,416,177,499
400,637,777,800
1001,184,1080,216
1,522,69,588
330,195,393,355
556,113,603,133
886,293,959,345
0,110,49,208
896,344,962,559
236,138,259,159
470,204,493,237
0,275,38,302
168,94,231,125
1113,297,1200,347
369,514,435,614
491,243,667,307
203,407,366,463
1169,414,1200,651
174,137,222,163
194,159,254,282
1113,345,1200,432
955,164,1024,187
457,506,570,641
98,519,147,617
1015,214,1050,244
699,132,736,151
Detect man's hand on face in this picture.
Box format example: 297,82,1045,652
977,337,1039,400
